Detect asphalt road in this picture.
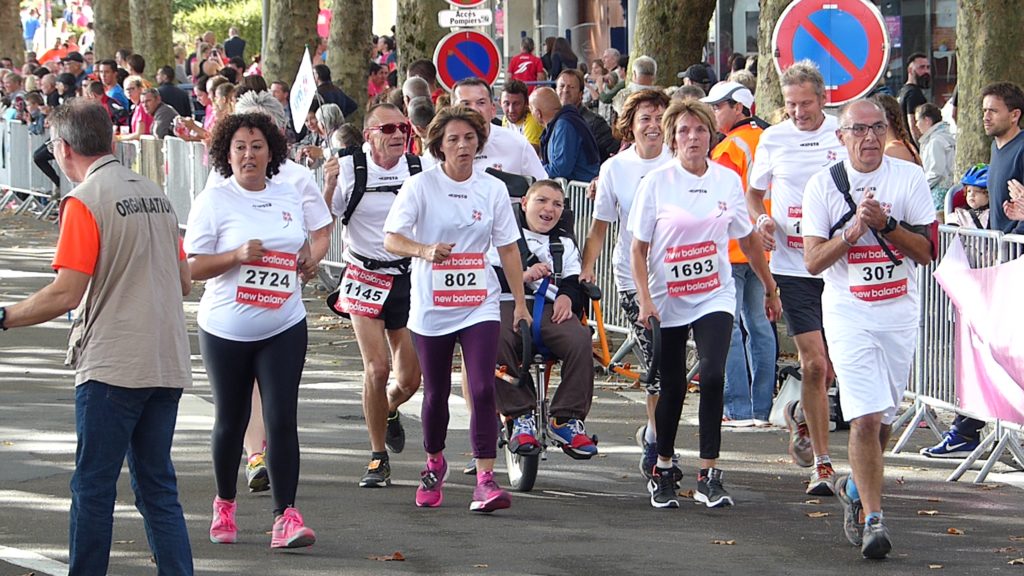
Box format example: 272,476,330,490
1,214,1023,576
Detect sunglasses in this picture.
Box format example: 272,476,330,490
368,123,410,135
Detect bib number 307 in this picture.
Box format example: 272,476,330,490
433,252,486,307
847,245,907,302
236,250,298,309
664,241,720,297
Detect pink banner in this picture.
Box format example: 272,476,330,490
933,238,1024,425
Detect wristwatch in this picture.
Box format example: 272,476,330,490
0,306,7,331
880,216,898,235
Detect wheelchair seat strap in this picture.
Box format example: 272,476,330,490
532,277,552,359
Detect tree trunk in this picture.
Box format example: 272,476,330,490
0,0,24,68
396,0,448,85
93,0,133,60
264,0,319,88
129,0,173,82
328,0,373,126
954,0,1024,176
631,0,716,89
754,0,795,119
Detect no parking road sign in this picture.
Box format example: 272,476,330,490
772,0,890,106
433,30,501,92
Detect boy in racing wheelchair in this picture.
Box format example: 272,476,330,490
489,179,598,460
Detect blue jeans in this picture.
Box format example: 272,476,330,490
70,381,193,576
723,264,777,420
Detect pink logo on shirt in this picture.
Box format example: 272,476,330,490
472,209,482,221
282,211,293,228
827,150,838,162
717,201,728,218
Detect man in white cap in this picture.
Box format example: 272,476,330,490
702,82,776,429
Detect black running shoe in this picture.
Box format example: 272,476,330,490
385,410,406,454
695,468,734,508
835,474,864,546
861,517,892,559
359,456,391,488
647,466,682,509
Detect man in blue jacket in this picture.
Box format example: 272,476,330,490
529,87,600,182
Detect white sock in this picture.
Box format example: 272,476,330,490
645,422,657,444
656,458,673,469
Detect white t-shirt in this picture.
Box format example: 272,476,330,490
592,144,674,292
802,157,935,331
207,159,333,233
331,153,419,275
487,228,582,302
184,177,309,341
749,116,847,277
383,166,520,336
628,161,753,328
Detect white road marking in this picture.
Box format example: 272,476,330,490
0,545,68,576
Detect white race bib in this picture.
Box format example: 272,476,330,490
847,245,908,302
786,205,803,249
663,241,720,297
432,252,486,307
236,250,298,309
337,264,393,317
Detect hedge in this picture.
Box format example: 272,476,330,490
174,0,263,60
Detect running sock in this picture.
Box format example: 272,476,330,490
846,476,860,500
371,450,388,460
476,469,494,483
865,511,883,525
644,423,657,444
814,454,832,467
427,456,444,472
655,458,673,470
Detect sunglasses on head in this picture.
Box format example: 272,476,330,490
368,122,410,135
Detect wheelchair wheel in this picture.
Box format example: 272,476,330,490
503,440,539,492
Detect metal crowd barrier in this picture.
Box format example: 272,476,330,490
891,225,1024,482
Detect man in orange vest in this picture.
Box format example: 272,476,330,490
704,81,777,428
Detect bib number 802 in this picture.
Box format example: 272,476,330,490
444,272,477,287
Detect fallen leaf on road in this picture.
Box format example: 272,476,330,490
1009,558,1024,565
917,510,940,516
1010,535,1024,542
927,497,942,502
113,540,135,545
979,484,1002,491
368,552,405,561
947,528,965,536
805,499,822,505
677,489,694,498
712,540,736,545
928,564,943,569
807,511,830,518
996,547,1018,554
2,441,14,446
895,476,906,485
473,564,488,568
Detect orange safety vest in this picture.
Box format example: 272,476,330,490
711,120,769,265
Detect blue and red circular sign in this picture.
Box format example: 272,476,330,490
772,0,889,105
433,30,501,91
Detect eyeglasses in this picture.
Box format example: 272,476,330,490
840,122,887,137
367,123,410,135
45,137,62,154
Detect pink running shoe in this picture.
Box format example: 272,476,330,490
271,507,316,549
209,497,237,544
415,457,448,508
470,470,511,513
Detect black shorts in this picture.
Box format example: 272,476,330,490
327,269,411,331
773,274,824,336
379,272,412,331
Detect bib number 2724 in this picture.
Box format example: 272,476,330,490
433,253,486,307
236,250,298,309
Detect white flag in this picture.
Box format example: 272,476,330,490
289,47,317,134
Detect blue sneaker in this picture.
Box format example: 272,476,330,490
548,418,597,459
508,413,541,456
637,425,658,480
920,430,979,458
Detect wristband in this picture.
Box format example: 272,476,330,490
841,228,855,247
0,306,7,331
755,214,771,229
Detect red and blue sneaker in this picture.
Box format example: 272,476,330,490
548,417,597,459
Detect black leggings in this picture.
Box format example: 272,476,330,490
33,143,60,188
199,320,307,516
655,312,733,461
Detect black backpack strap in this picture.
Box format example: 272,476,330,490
340,150,368,226
406,153,422,175
827,162,902,266
548,238,564,285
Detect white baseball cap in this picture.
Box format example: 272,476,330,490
700,81,755,109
